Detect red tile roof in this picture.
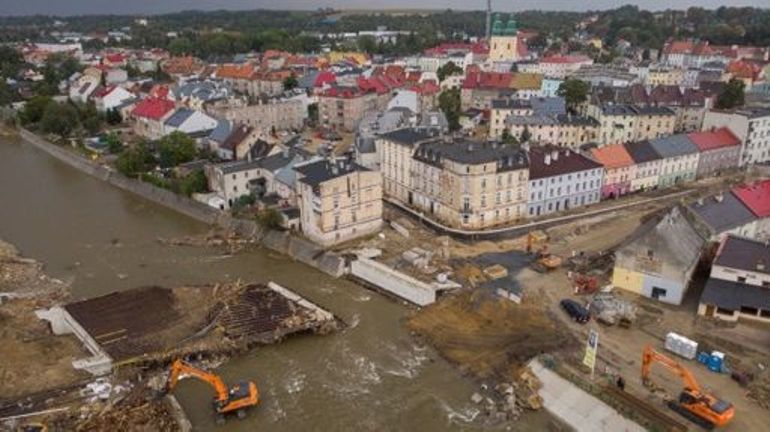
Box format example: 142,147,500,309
591,143,635,170
314,71,337,87
663,40,695,55
216,63,255,80
131,98,175,120
687,127,741,152
732,180,770,218
92,85,116,99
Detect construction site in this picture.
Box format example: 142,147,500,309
0,238,339,431
339,173,770,431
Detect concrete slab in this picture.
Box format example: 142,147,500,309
529,359,644,432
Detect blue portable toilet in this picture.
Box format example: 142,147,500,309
708,351,725,373
697,352,710,366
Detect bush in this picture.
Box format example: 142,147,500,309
158,131,197,168
256,208,283,230
231,194,256,211
179,169,208,197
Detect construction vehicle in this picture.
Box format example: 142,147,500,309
165,359,259,423
641,345,734,429
527,232,562,272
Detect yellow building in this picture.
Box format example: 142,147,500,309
489,14,521,63
294,158,383,246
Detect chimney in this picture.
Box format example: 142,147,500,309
467,143,474,152
544,154,551,165
714,193,724,203
757,261,765,272
552,150,559,161
331,161,339,175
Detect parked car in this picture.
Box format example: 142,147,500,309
560,299,590,323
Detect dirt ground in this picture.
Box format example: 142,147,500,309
407,289,578,381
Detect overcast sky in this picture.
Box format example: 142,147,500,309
0,0,767,16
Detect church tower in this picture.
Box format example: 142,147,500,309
489,14,519,62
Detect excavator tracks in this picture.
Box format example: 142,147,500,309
667,401,715,430
603,385,688,432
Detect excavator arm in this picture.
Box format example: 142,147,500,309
166,359,230,404
641,345,701,392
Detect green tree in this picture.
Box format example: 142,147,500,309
179,169,208,197
256,208,283,229
168,37,194,56
0,46,24,79
40,101,80,137
715,78,746,110
501,129,519,145
436,61,463,82
158,131,197,168
78,102,103,135
557,79,590,111
283,75,299,90
0,81,16,106
105,132,123,154
19,95,52,125
116,141,154,177
231,194,256,211
356,35,377,53
438,88,461,132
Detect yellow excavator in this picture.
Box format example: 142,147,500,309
165,359,259,423
642,345,734,429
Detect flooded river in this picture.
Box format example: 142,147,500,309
0,136,550,431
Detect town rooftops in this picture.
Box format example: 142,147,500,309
539,54,592,64
528,146,603,180
649,134,699,158
699,278,770,312
414,139,528,171
601,104,639,116
221,124,253,151
506,113,598,127
732,180,770,218
687,127,741,152
378,127,441,147
714,235,770,275
624,140,662,164
294,158,368,189
216,159,262,175
208,120,232,144
163,108,194,127
709,106,770,119
688,192,757,234
131,98,175,120
591,143,635,170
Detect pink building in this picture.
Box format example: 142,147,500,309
591,143,636,199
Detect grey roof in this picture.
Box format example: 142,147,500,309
531,97,566,116
635,106,675,116
273,155,306,187
614,206,704,282
419,111,449,130
714,236,770,276
174,79,229,102
688,192,757,234
649,134,699,158
356,135,376,154
506,113,598,127
294,159,369,189
258,150,298,173
164,108,194,127
491,98,532,110
700,278,770,311
528,146,603,180
208,119,233,144
414,139,528,171
602,104,639,116
378,128,440,147
624,140,661,164
297,69,319,90
217,159,262,175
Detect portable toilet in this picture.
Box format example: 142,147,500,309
708,351,725,373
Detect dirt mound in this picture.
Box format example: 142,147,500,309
68,398,180,432
407,289,577,380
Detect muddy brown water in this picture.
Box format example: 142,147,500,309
0,137,553,431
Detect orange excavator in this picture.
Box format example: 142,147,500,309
641,345,734,429
165,359,259,423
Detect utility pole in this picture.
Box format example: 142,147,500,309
485,0,492,40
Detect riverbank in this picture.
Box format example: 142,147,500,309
14,127,347,278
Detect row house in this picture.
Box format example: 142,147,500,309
703,107,770,166
733,180,770,241
687,127,742,178
645,66,685,87
591,143,636,199
623,140,662,192
699,236,770,323
489,96,565,138
294,158,383,246
527,146,604,217
648,134,700,188
410,140,529,229
505,114,599,149
588,103,675,146
130,98,176,140
517,55,593,79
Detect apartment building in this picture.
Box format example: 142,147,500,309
410,139,529,229
517,55,593,79
623,140,663,192
215,98,306,132
506,114,599,149
130,98,176,140
489,96,565,138
319,87,387,132
526,146,604,217
376,128,443,203
649,135,700,188
294,159,383,246
703,107,770,166
699,236,770,323
687,127,742,178
591,143,636,199
588,103,675,146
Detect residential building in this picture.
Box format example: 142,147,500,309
205,159,262,208
489,97,565,138
589,104,676,146
518,55,593,79
591,143,636,199
686,192,758,241
571,64,637,87
645,66,684,87
526,146,604,217
687,127,741,178
294,159,383,246
354,108,415,170
698,236,770,323
91,85,134,112
318,87,388,132
213,98,306,132
130,98,176,140
505,114,599,149
648,134,700,188
377,128,442,204
732,180,770,241
172,79,231,111
623,140,662,192
410,139,529,229
634,106,677,141
68,75,100,104
702,108,770,166
163,108,218,137
612,207,705,305
209,123,263,161
460,71,542,110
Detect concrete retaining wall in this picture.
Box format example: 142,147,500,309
18,129,346,278
350,258,437,306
